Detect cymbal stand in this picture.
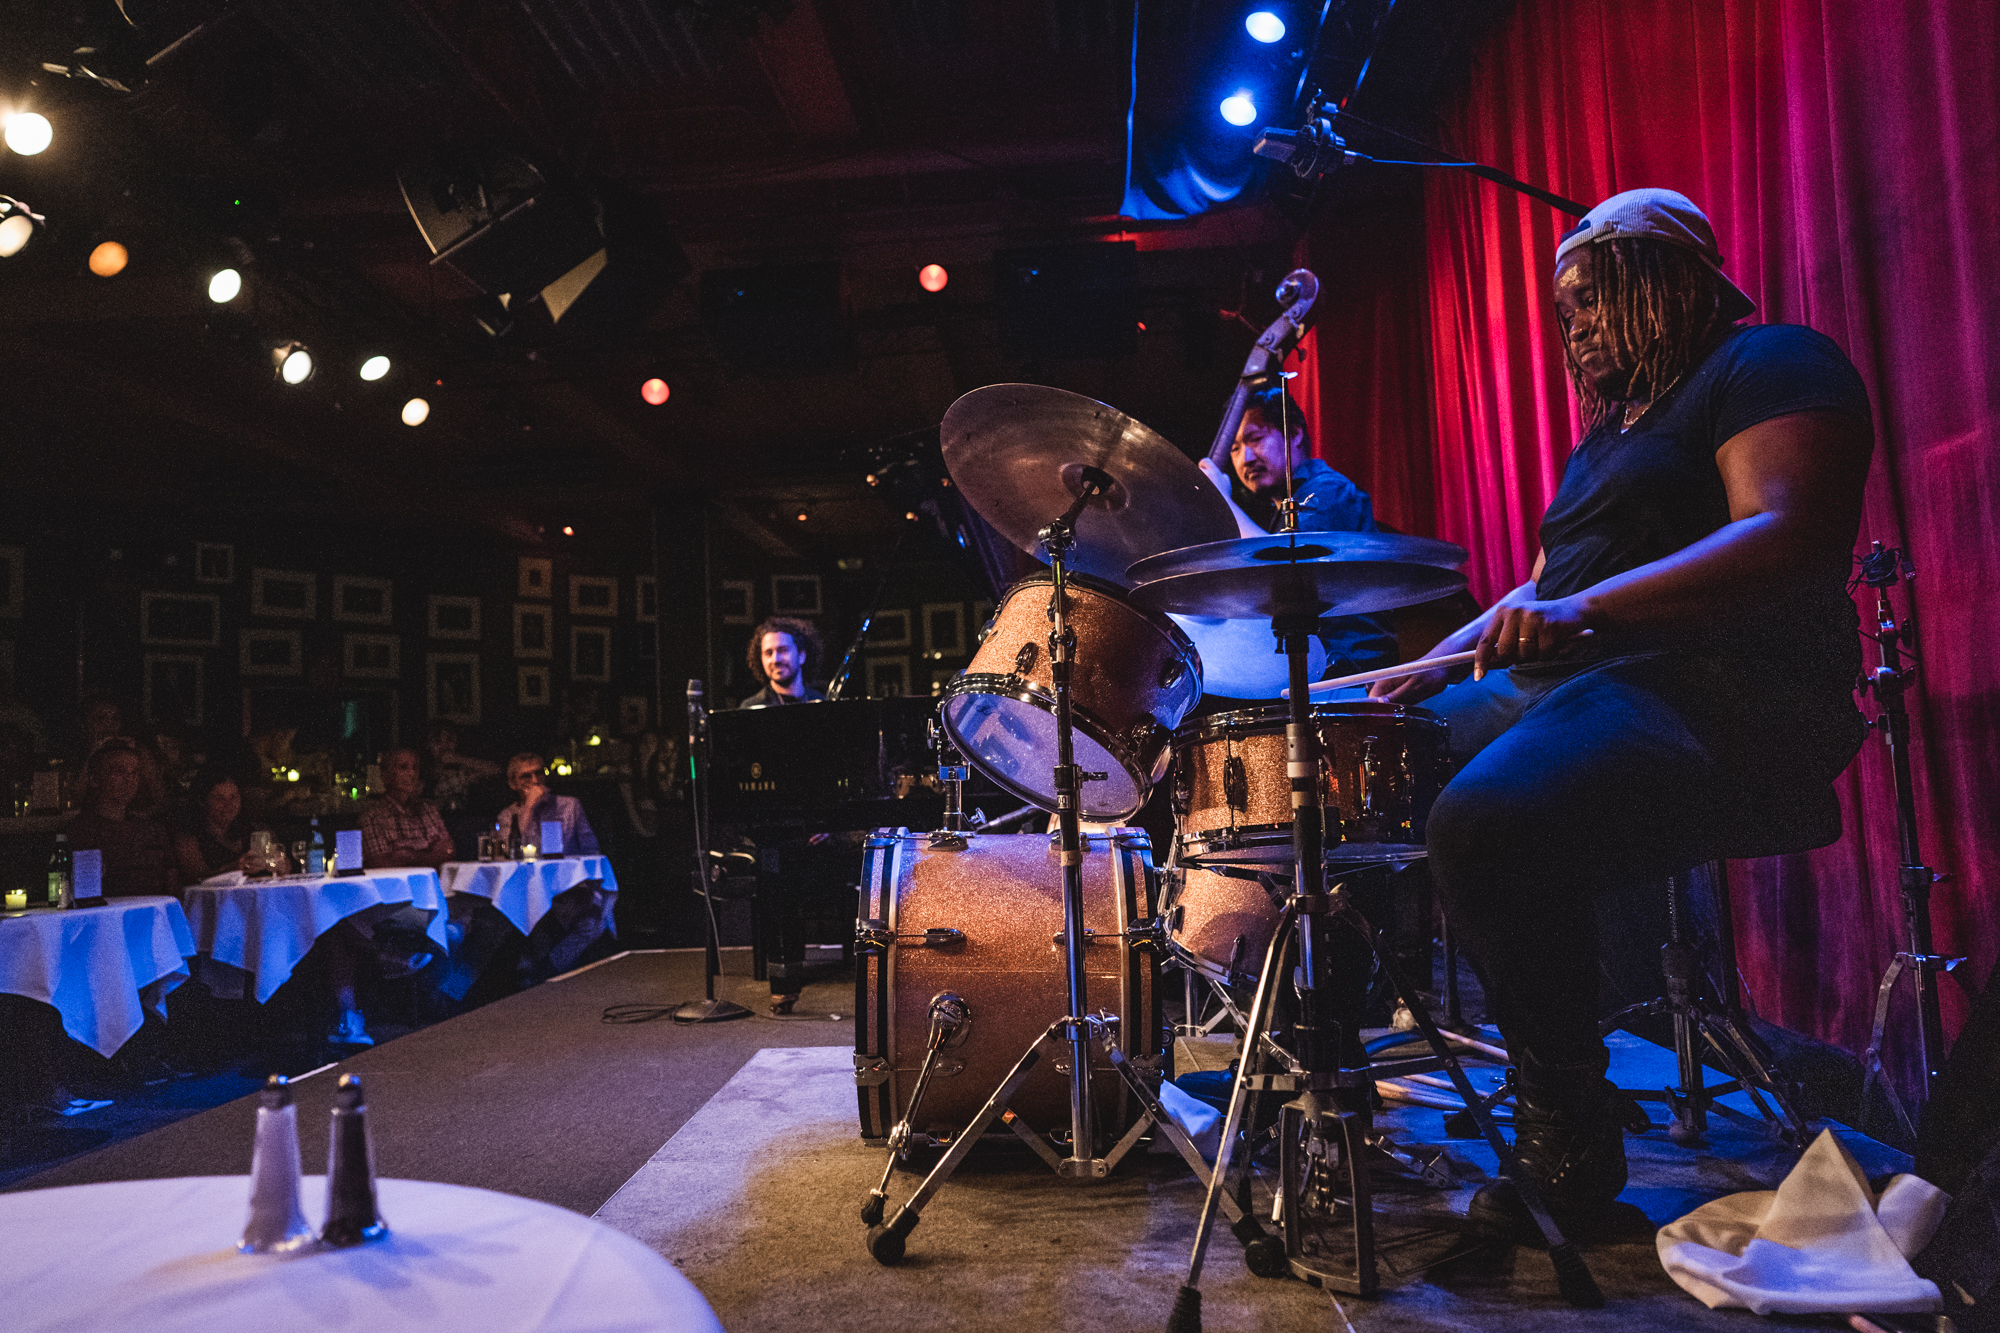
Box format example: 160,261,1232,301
1166,599,1601,1332
865,467,1235,1262
1855,542,1965,1140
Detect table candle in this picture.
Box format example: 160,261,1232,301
3,889,25,909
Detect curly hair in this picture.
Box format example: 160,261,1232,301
745,616,822,682
1560,235,1737,428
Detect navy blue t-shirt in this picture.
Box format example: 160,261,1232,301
1535,323,1871,678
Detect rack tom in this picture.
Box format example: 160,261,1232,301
940,571,1201,821
1172,701,1447,869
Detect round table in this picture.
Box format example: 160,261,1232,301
439,856,619,937
183,869,448,1003
0,895,195,1056
3,1175,725,1333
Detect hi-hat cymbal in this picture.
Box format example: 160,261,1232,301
1127,533,1469,619
940,384,1236,586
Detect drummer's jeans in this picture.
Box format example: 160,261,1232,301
1420,653,1752,1080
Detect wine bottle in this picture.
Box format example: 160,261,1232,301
506,817,522,861
46,833,71,908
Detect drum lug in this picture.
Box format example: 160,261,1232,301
858,920,964,950
1015,640,1039,673
853,1056,892,1087
1223,755,1248,811
928,829,969,851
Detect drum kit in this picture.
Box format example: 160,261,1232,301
852,293,1604,1318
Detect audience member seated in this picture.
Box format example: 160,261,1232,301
74,689,127,761
495,753,600,855
360,748,455,870
173,769,250,883
424,720,500,813
66,742,178,898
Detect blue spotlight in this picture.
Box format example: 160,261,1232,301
1245,11,1285,43
1219,92,1258,127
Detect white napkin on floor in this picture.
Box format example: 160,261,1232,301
1158,1080,1223,1160
1658,1128,1950,1315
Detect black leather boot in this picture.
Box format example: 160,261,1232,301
1467,1070,1637,1244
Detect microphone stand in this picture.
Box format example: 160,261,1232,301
1856,543,1960,1134
675,679,750,1023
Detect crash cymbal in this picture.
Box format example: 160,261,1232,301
1127,533,1469,619
940,384,1237,587
1170,613,1328,699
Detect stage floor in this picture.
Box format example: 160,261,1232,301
4,950,1911,1330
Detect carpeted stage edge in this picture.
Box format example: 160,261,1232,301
1,949,854,1214
4,951,1914,1331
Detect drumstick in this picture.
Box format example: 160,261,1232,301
1285,649,1479,698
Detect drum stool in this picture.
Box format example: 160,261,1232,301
1600,783,1842,1146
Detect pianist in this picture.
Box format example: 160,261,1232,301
738,617,826,708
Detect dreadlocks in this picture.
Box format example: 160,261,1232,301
1562,236,1736,428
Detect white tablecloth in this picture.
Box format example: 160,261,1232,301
0,896,196,1056
184,869,448,1003
3,1175,724,1333
439,856,619,936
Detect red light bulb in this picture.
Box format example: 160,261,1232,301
918,264,948,293
641,378,670,405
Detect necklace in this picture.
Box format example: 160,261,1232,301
1618,371,1685,433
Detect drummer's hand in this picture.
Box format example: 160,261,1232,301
1369,665,1449,704
1473,597,1591,677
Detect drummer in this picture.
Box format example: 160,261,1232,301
1371,189,1873,1240
1197,382,1399,684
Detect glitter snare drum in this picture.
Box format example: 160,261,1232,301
1171,700,1448,869
938,571,1201,822
853,828,1161,1142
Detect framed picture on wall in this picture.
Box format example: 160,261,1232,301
428,653,481,724
635,576,658,623
240,628,303,676
194,542,234,585
0,545,21,617
250,568,316,620
332,575,393,625
865,655,909,698
517,664,551,707
428,595,481,640
869,608,911,649
140,592,220,647
571,626,611,682
570,575,618,617
719,580,754,625
513,603,551,658
343,633,400,679
922,602,966,659
518,556,552,599
143,654,203,727
772,574,822,616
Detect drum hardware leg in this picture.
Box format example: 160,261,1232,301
861,992,971,1227
1329,891,1603,1309
866,1019,1066,1263
1600,866,1813,1148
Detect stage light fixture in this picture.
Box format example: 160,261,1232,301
207,268,242,302
359,355,391,381
562,525,575,536
919,263,948,293
3,112,52,156
273,342,314,384
401,397,430,426
794,509,810,523
89,241,128,277
1220,92,1258,127
1245,11,1285,42
641,377,669,405
0,214,32,258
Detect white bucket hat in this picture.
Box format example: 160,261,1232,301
1555,188,1756,321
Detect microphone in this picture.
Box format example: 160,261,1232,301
1253,115,1362,179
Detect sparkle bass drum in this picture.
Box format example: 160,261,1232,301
1172,701,1448,869
939,571,1201,822
854,828,1162,1142
1161,865,1285,988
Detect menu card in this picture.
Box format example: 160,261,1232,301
73,849,103,898
540,821,563,856
334,829,364,873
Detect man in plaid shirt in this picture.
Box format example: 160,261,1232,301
361,747,455,869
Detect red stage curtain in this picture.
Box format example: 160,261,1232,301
1295,0,1998,1101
